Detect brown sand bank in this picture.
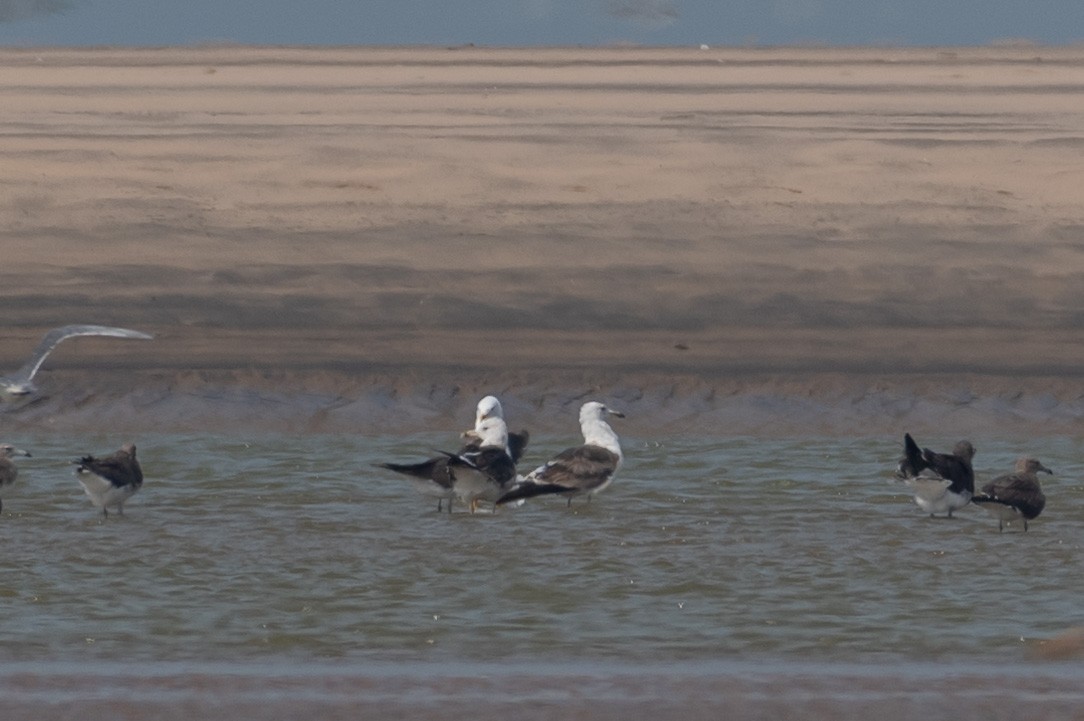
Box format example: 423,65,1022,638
2,45,1084,435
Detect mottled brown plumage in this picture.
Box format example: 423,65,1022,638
0,444,31,513
973,457,1050,532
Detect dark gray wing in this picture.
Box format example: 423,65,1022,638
508,430,529,464
376,457,456,490
445,446,517,485
75,446,143,488
896,433,927,478
496,444,619,504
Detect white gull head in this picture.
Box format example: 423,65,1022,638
579,401,624,461
475,395,504,429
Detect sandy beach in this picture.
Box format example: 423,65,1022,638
2,45,1084,436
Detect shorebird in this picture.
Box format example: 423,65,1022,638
0,443,32,513
464,395,529,463
73,442,143,516
441,415,518,513
498,401,624,508
377,395,527,512
895,433,975,517
1,324,153,400
972,457,1051,532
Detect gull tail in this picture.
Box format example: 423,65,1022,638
897,432,927,478
496,482,568,505
375,460,443,480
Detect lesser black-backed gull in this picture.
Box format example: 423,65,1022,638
1,324,153,400
972,457,1051,532
465,395,530,463
441,415,517,513
377,395,527,512
895,432,975,517
73,442,144,517
497,401,624,508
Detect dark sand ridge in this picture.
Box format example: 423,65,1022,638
2,45,1084,436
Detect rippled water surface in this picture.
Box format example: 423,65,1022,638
2,432,1083,716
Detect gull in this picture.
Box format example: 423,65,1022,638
497,401,624,508
972,457,1051,532
73,442,143,516
0,443,32,513
441,415,518,513
895,432,975,517
1,324,153,400
464,395,529,463
376,395,527,512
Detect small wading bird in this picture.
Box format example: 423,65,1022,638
1,324,153,401
498,401,624,508
972,457,1051,532
376,395,528,513
895,432,975,518
0,443,32,514
73,443,143,517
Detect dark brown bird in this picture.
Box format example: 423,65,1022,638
0,443,32,513
73,443,143,517
972,457,1051,532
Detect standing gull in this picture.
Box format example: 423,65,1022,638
972,457,1051,532
441,415,518,513
497,401,624,508
376,395,527,512
73,442,143,517
0,443,32,513
466,395,530,463
1,324,153,400
895,432,975,517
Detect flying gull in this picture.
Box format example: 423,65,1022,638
0,443,32,514
972,457,1051,532
376,395,527,512
1,324,153,400
73,442,144,517
895,432,975,517
497,401,624,508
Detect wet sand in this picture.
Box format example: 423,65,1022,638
3,45,1084,436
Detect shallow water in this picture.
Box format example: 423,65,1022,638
1,432,1083,716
